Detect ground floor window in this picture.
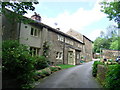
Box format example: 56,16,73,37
56,52,63,59
77,53,80,59
30,47,40,56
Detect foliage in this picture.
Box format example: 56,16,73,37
92,61,103,77
43,41,50,58
57,64,75,69
34,66,61,81
34,56,49,70
2,40,36,89
93,25,119,53
50,66,59,72
2,2,39,23
100,1,120,27
104,65,120,88
93,37,110,53
110,40,118,50
110,37,120,50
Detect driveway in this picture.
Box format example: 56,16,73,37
34,60,101,88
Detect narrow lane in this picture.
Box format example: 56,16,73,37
34,60,101,88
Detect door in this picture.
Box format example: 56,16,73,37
68,51,74,65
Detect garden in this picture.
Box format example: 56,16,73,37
2,40,76,89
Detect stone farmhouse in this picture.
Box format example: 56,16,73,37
2,10,93,65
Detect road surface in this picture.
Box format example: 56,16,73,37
34,60,101,88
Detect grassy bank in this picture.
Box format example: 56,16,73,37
57,64,76,69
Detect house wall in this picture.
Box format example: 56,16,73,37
64,37,82,65
83,36,92,61
48,30,64,65
19,23,42,48
2,14,20,40
66,29,83,42
66,29,93,61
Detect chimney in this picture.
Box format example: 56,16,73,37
56,28,60,30
31,12,41,22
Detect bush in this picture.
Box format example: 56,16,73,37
34,56,49,70
104,65,120,88
92,61,103,77
2,40,36,89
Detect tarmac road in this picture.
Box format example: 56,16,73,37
34,60,101,88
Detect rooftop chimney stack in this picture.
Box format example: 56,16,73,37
31,12,41,22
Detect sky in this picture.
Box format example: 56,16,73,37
25,0,116,41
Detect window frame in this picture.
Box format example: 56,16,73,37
30,47,39,56
30,27,39,37
56,52,63,59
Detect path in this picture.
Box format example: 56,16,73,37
34,60,101,88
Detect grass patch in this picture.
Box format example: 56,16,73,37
57,64,76,69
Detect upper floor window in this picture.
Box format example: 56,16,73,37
65,38,73,45
57,35,64,42
78,44,81,48
31,27,39,37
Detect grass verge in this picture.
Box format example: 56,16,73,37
57,64,76,69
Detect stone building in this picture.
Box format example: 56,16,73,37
66,29,93,61
2,10,93,65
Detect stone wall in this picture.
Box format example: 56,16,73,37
102,49,120,59
97,65,108,85
83,36,93,61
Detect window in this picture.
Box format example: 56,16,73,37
65,38,73,45
30,47,39,56
77,54,80,59
59,52,63,59
57,35,64,42
56,52,63,59
78,44,81,48
31,27,39,37
56,52,59,59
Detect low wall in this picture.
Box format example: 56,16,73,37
97,65,108,85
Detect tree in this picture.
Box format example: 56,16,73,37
100,31,105,38
93,37,110,53
100,1,120,28
110,37,120,50
2,2,39,23
106,25,118,38
2,1,39,39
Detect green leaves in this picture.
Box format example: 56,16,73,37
2,2,38,24
2,40,36,89
92,61,103,77
34,56,49,70
100,1,120,27
105,65,120,88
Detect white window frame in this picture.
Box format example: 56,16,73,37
77,53,80,59
31,27,39,37
30,47,39,56
56,52,63,59
57,35,64,42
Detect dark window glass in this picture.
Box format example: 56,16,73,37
31,27,34,35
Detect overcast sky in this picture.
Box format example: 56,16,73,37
25,0,116,41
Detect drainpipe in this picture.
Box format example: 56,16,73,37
18,22,21,43
63,36,65,64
